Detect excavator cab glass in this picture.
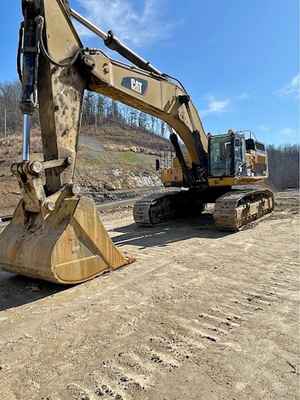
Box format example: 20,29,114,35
209,133,246,177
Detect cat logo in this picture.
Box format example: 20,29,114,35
121,77,148,95
131,78,143,94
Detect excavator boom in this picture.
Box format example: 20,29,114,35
0,0,273,284
0,0,208,283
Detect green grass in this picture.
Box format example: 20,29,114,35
76,149,156,174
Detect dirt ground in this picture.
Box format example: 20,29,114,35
0,192,299,400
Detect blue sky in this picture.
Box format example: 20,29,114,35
0,0,299,145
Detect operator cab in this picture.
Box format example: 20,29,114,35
208,130,268,178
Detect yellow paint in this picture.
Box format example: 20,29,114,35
208,176,265,187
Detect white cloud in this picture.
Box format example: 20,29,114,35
258,125,271,133
201,96,231,117
75,0,174,47
277,73,300,98
237,92,249,100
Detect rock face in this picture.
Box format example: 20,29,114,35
77,169,163,203
103,144,163,156
111,170,162,190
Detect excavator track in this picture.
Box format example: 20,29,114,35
134,190,205,226
134,188,274,231
213,188,274,231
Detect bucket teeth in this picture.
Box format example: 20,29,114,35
0,197,133,284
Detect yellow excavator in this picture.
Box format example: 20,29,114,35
0,0,274,284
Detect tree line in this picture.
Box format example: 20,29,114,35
267,144,299,190
0,80,167,138
81,91,168,136
0,80,298,190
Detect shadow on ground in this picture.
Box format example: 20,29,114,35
0,213,230,312
0,271,67,312
111,212,231,249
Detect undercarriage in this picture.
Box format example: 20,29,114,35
134,188,274,231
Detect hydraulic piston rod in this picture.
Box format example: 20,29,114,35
22,114,31,161
70,8,162,76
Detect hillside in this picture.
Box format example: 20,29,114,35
1,121,298,215
0,123,172,214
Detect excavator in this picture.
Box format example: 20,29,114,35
0,0,274,284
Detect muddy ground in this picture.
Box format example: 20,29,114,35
0,191,299,400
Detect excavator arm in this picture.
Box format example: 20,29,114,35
0,0,273,284
0,0,209,284
22,0,208,193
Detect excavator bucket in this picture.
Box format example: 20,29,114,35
0,197,132,284
0,0,136,285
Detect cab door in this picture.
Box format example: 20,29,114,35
209,134,233,177
233,136,246,176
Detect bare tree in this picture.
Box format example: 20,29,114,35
0,81,22,136
267,145,299,190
